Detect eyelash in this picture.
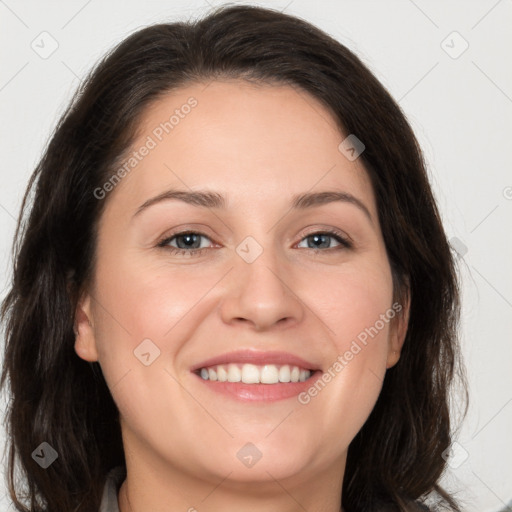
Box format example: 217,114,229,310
157,229,352,257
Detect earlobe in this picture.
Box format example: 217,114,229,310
386,350,400,369
386,289,411,369
73,293,99,362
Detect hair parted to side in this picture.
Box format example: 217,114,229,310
1,4,468,511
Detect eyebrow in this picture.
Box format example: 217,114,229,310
133,188,373,224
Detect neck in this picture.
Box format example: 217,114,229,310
117,449,347,512
118,480,345,512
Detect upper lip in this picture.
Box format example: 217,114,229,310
190,349,321,372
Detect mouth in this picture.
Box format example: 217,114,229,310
190,350,322,402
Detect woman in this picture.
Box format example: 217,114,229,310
0,4,468,511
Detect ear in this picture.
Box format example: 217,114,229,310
73,291,99,362
386,286,411,369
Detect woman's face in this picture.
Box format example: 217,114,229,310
75,80,408,490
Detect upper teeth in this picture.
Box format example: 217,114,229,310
199,364,312,384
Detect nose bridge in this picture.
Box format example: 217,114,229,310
219,231,304,330
236,233,283,291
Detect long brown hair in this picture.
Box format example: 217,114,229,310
1,4,468,511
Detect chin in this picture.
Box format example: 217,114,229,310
201,435,321,484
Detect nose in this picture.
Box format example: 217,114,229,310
218,241,305,332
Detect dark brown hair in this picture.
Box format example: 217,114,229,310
1,4,468,511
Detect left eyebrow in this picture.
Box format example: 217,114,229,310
132,188,374,225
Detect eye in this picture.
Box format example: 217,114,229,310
296,230,352,251
157,231,214,257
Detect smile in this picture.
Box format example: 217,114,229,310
196,363,312,384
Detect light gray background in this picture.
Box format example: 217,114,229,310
0,1,511,511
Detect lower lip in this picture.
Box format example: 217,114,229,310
193,371,322,402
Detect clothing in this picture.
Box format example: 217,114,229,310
99,465,125,512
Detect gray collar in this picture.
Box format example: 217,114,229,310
99,465,126,512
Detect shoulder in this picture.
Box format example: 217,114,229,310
99,465,126,512
412,501,432,511
409,500,431,511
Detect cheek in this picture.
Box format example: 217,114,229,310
90,249,226,395
329,280,392,358
295,262,393,433
307,259,393,353
93,249,209,341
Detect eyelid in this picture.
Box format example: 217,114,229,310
156,224,218,243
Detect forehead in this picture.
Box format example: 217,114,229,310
104,79,376,219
